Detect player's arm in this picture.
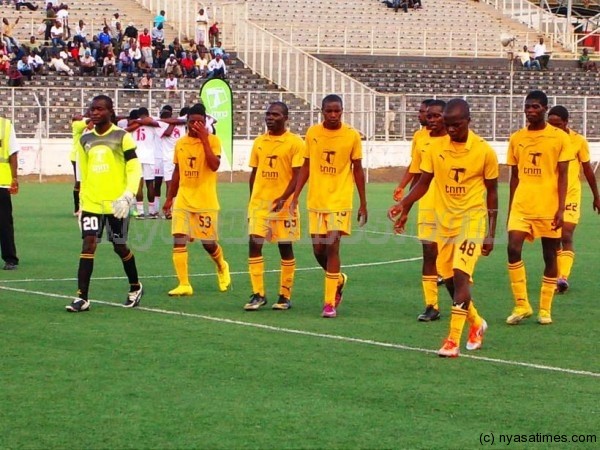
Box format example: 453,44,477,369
581,161,600,213
272,167,300,212
8,152,18,195
482,177,498,256
393,167,414,201
137,117,160,127
508,165,519,215
249,167,257,196
388,171,433,233
125,121,141,133
124,148,142,194
163,164,180,214
290,158,309,215
352,159,368,225
554,160,569,230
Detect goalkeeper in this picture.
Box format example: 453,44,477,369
66,95,143,313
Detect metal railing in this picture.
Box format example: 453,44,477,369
3,88,600,143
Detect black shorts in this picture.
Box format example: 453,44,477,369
80,211,129,244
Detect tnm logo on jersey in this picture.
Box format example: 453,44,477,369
320,150,337,174
524,152,542,176
262,155,279,179
446,166,466,195
184,156,199,177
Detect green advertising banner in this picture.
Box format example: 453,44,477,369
199,79,234,172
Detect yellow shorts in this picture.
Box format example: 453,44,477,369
172,209,219,241
564,198,581,225
437,235,482,280
417,222,437,242
309,210,352,236
248,215,300,242
507,214,559,241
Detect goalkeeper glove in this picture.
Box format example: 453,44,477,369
112,191,135,219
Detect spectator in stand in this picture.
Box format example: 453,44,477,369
139,28,153,66
110,12,120,30
164,53,182,77
195,51,208,79
17,55,33,81
88,35,101,60
51,19,67,47
153,47,167,69
24,35,41,54
0,44,10,73
137,57,152,76
140,72,152,89
154,10,166,28
208,22,219,47
168,37,184,59
124,22,138,41
56,4,69,39
533,37,550,70
180,52,196,78
195,8,209,45
79,50,97,75
578,48,597,72
112,21,124,50
385,106,396,136
11,45,26,62
516,45,540,70
98,25,112,48
151,23,164,49
165,72,177,98
74,20,88,45
206,53,226,80
44,3,57,41
16,0,39,11
7,64,23,86
211,41,230,62
118,48,133,73
123,72,137,89
186,39,198,55
102,51,117,76
128,42,142,70
28,49,45,74
49,50,74,75
2,17,21,52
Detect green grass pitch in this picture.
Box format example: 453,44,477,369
0,181,598,449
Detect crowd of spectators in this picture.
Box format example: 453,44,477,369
381,0,423,13
0,3,230,88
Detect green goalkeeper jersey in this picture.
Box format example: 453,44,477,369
77,124,141,214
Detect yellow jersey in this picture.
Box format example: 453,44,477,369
420,130,499,235
248,130,304,219
507,124,574,219
173,133,222,212
566,130,590,199
304,123,362,212
70,119,89,162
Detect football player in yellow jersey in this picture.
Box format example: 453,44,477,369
291,94,368,318
547,105,600,293
389,99,498,357
244,102,304,311
163,103,231,296
392,99,433,201
66,95,143,313
506,90,573,325
69,113,92,215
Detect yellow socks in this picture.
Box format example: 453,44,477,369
467,299,483,328
449,305,468,344
210,244,226,271
325,272,339,307
249,256,265,297
280,258,296,299
540,276,557,314
508,260,529,308
422,275,439,309
557,250,574,279
173,247,190,286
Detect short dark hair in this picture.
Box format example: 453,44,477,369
322,94,343,109
428,99,446,110
188,103,206,117
269,101,288,117
128,109,140,120
526,90,548,107
421,99,435,107
179,106,190,117
445,98,471,119
548,105,569,121
137,107,149,117
92,95,113,111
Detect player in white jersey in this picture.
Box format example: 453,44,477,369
125,107,161,219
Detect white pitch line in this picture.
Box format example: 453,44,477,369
1,285,599,379
0,256,422,284
360,229,419,239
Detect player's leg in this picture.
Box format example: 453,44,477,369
108,215,142,307
274,241,295,309
145,179,157,217
322,230,343,318
67,212,101,312
202,238,231,292
245,233,267,310
169,208,193,295
506,229,533,324
135,177,145,218
418,239,440,322
153,160,164,216
538,236,560,324
556,222,576,293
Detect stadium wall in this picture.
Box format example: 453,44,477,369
17,139,600,177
